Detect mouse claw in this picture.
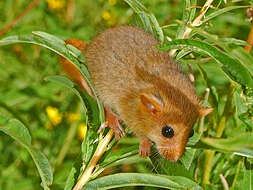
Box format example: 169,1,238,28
101,107,125,140
97,122,108,133
113,119,125,140
139,138,152,157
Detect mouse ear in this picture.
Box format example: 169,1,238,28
140,93,163,114
199,107,213,117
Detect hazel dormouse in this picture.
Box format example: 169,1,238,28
60,26,213,162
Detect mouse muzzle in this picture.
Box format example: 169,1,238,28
157,137,187,162
158,146,185,162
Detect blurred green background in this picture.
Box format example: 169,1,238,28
0,0,252,189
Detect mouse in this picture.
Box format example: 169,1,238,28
60,26,213,162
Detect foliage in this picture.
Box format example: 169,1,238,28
0,0,252,190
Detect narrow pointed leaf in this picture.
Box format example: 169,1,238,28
159,39,253,88
180,148,197,170
200,133,253,158
0,115,53,189
84,173,202,190
203,6,252,24
45,75,87,115
149,13,164,43
124,0,164,43
0,32,105,124
0,117,31,146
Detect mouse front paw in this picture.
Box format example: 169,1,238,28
139,138,152,157
98,107,125,140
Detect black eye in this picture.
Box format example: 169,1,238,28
189,130,194,138
162,125,174,138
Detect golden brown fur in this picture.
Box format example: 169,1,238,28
84,26,208,161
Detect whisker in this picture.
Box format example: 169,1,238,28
157,145,176,149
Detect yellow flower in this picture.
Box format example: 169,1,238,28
102,11,111,21
46,106,62,126
67,113,81,123
109,0,117,6
78,123,87,140
46,0,65,11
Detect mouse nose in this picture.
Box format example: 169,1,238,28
158,142,186,162
159,148,184,162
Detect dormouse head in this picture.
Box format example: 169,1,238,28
134,64,213,161
137,90,213,162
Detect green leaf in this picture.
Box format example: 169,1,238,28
124,0,139,13
124,0,164,43
84,173,202,190
203,6,252,24
32,31,65,45
0,32,92,87
132,0,148,12
99,145,139,168
0,115,53,190
64,167,77,190
45,75,74,88
220,38,248,46
176,0,192,39
232,159,253,190
188,0,197,23
149,13,164,43
159,39,253,88
1,31,103,125
0,117,31,146
176,48,192,60
234,88,253,130
64,155,83,190
28,148,53,190
200,133,253,158
175,20,229,52
45,75,101,129
99,154,146,173
66,44,85,63
45,75,87,116
92,146,145,179
139,11,153,34
0,33,92,91
180,148,197,170
149,133,200,175
187,132,201,146
151,156,195,179
0,33,79,68
195,64,219,108
81,129,97,165
231,47,253,76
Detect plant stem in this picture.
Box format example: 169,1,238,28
73,129,114,190
183,0,214,38
202,150,215,184
245,23,253,53
55,122,78,167
219,174,229,190
65,0,75,23
0,0,41,38
231,159,243,188
202,115,227,184
216,116,226,138
202,84,235,184
198,88,210,134
170,0,214,56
